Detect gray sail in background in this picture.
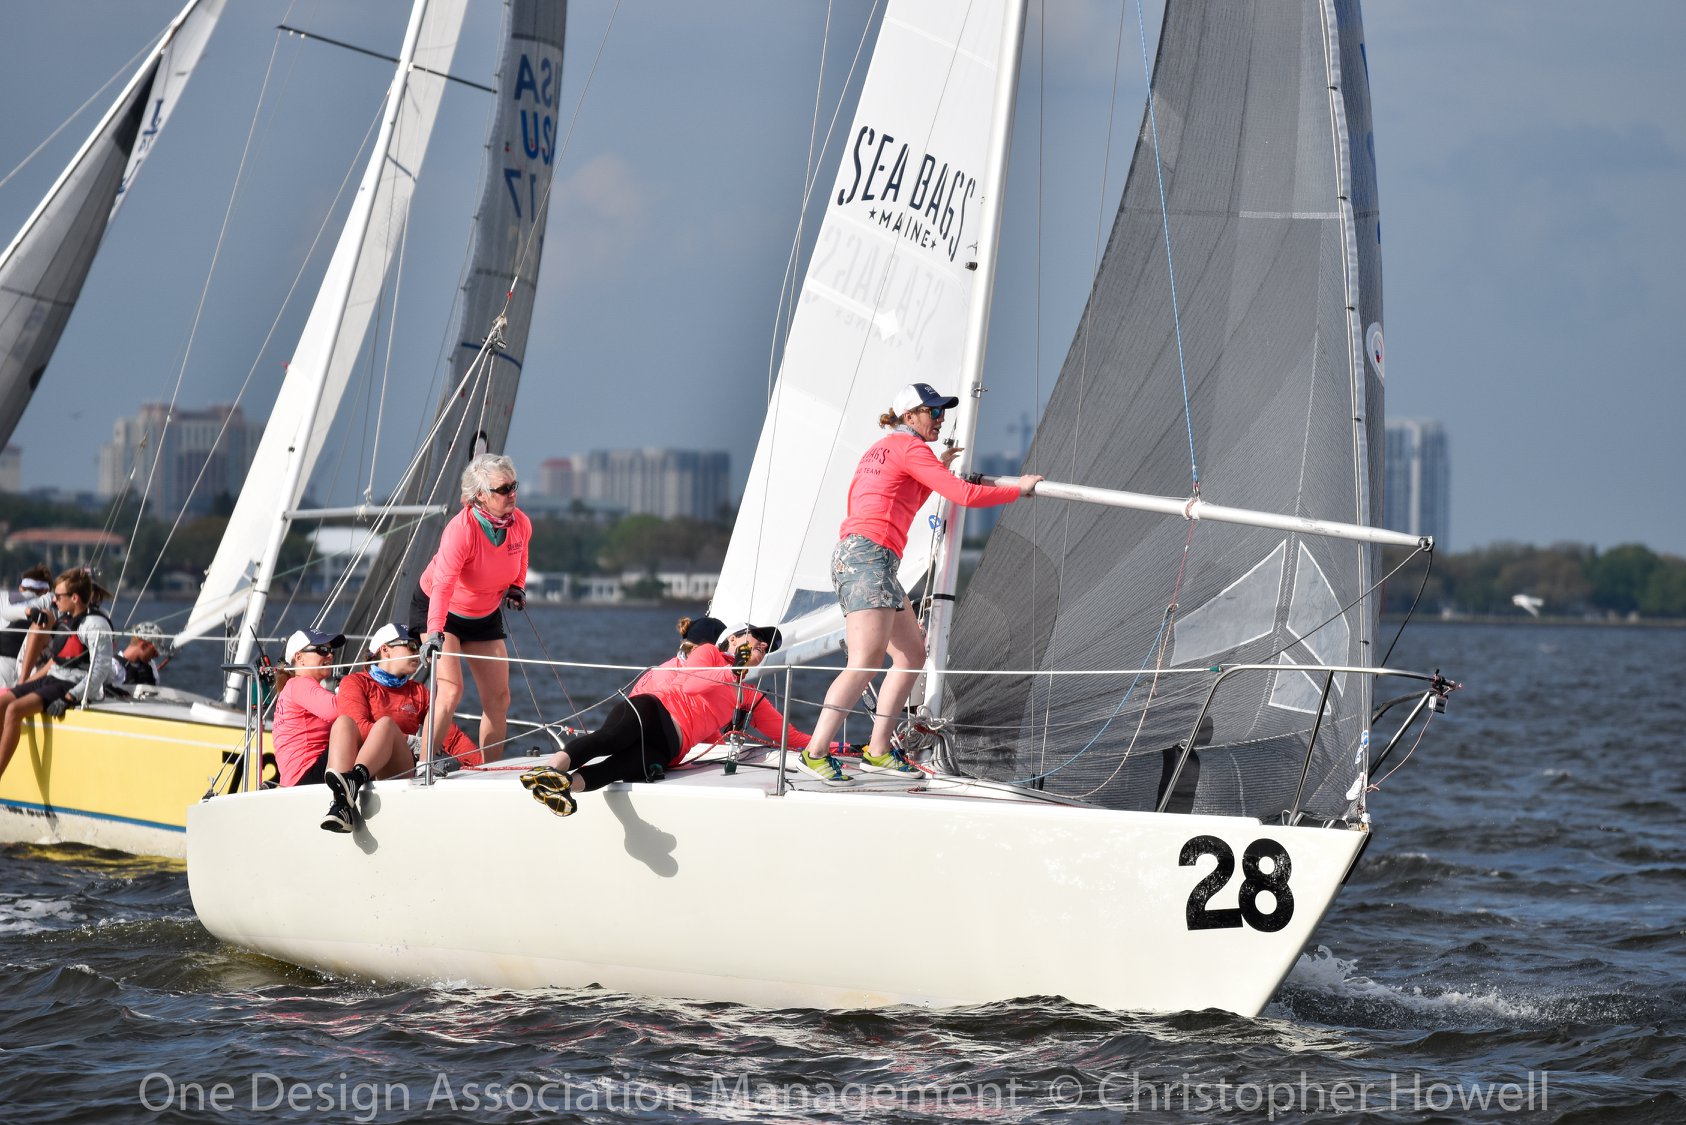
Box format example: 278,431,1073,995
344,0,565,635
0,0,223,452
944,0,1384,822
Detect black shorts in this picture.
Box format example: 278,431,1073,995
410,585,505,644
12,676,74,705
295,750,328,787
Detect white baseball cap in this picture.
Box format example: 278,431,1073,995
284,627,345,662
367,622,420,654
891,382,960,416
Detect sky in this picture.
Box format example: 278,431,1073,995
1,1,1682,557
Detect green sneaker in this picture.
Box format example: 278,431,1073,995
859,745,922,777
792,750,855,786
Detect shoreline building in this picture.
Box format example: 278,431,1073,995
531,449,730,522
1384,418,1450,548
98,403,262,517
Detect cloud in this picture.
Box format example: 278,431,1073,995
547,153,655,287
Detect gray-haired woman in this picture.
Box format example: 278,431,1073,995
410,453,530,762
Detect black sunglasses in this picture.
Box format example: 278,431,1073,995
299,645,334,657
487,481,518,496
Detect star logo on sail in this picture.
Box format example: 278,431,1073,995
836,125,976,263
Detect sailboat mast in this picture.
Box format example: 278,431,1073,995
222,0,436,699
920,0,1030,716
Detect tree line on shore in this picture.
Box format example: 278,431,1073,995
1381,541,1686,620
4,493,1682,619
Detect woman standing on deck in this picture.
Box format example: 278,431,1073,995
412,453,529,763
794,382,1041,785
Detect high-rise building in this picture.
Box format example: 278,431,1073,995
0,444,19,493
547,449,730,521
534,456,578,503
98,403,262,516
1384,419,1450,548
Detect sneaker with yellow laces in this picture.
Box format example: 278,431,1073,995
792,749,855,786
858,745,922,778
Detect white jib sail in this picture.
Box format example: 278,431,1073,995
175,0,470,656
711,2,1012,659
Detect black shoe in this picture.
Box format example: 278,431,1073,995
326,768,365,811
320,800,355,833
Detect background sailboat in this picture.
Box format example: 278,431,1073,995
0,0,224,451
342,2,565,639
0,0,565,858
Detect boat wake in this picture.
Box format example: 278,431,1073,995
1269,946,1655,1031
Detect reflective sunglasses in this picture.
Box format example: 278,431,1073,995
919,405,946,421
487,481,518,496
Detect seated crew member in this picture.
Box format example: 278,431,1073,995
319,623,479,833
519,622,811,817
109,622,165,689
0,568,114,783
0,565,53,689
272,628,345,788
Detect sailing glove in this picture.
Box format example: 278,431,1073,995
45,697,69,719
503,585,526,612
420,634,444,666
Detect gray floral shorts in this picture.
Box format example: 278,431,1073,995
832,534,907,614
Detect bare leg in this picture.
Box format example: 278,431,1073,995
804,607,897,756
17,627,47,683
869,598,927,753
358,717,415,780
0,693,45,781
427,633,466,757
0,693,25,779
461,638,510,761
325,715,364,774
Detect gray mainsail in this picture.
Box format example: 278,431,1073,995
0,0,223,452
943,0,1385,822
343,0,565,634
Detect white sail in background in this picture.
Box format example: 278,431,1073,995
0,0,224,450
177,0,470,654
710,3,1012,657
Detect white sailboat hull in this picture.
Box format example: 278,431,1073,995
188,763,1366,1015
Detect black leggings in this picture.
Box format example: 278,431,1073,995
567,694,682,792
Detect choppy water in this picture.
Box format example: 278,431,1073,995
3,611,1682,1122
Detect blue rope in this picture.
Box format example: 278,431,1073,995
1134,0,1199,489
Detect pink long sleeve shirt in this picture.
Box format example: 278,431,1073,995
273,675,338,787
641,644,812,762
839,430,1021,556
418,506,532,634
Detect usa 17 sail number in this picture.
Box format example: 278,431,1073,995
1179,835,1295,932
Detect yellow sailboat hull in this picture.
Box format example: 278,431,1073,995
0,696,261,859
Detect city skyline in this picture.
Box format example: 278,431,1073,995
2,2,1682,555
